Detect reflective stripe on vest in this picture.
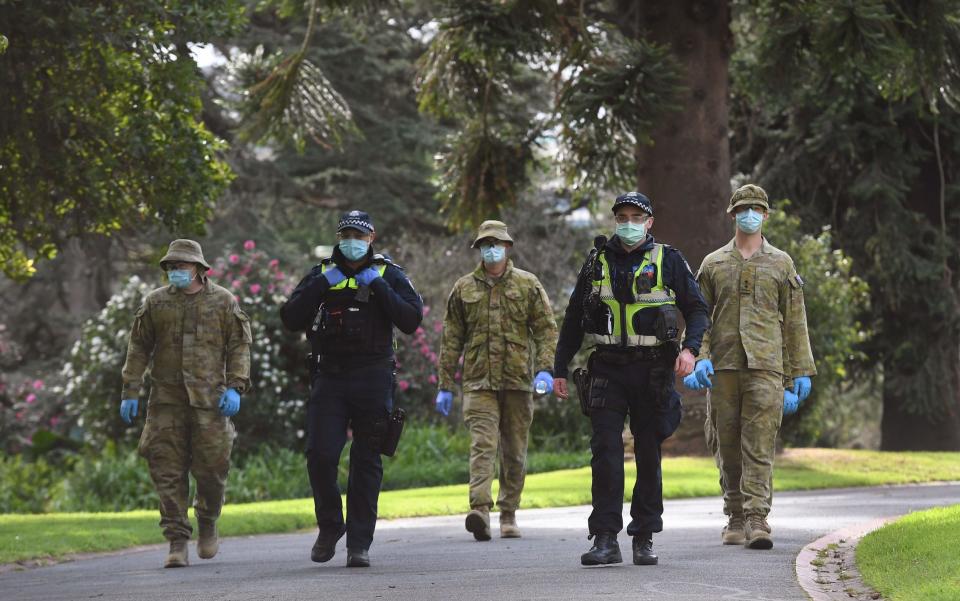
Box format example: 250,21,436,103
321,263,387,289
588,244,676,348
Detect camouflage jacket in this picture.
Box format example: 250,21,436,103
438,260,558,392
121,279,252,408
696,238,816,378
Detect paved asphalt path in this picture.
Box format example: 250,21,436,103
4,483,959,601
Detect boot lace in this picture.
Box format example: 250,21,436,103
747,514,770,533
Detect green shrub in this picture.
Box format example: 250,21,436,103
0,423,591,514
52,442,156,512
226,446,311,503
0,454,61,513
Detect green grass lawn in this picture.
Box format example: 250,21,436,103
3,448,960,565
857,504,960,601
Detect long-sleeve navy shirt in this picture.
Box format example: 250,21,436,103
553,234,709,378
281,246,423,365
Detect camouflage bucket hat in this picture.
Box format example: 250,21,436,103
159,239,211,270
471,220,514,248
727,184,770,213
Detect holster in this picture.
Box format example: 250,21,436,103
572,367,608,416
354,407,405,457
380,408,405,457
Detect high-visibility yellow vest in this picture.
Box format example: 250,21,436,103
588,243,676,347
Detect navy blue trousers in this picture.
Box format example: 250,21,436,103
305,362,393,551
587,356,682,536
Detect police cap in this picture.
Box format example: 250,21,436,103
612,192,653,216
337,210,375,234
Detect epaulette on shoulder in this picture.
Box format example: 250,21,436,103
373,253,404,270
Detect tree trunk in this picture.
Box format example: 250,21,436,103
620,0,733,455
628,0,733,267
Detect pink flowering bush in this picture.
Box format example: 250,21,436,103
393,304,451,418
0,325,67,454
207,241,310,455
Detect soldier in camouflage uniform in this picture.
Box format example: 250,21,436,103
120,239,252,568
435,220,558,541
684,184,816,550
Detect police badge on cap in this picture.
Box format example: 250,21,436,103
337,210,375,234
612,192,654,216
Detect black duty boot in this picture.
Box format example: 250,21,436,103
632,532,658,566
346,548,370,568
580,532,622,566
310,525,346,563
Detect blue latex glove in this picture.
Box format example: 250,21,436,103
683,359,714,390
322,267,346,287
354,267,381,287
782,389,800,416
219,388,241,417
435,390,453,416
791,376,812,402
120,399,139,424
533,371,554,394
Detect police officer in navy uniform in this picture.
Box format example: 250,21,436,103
281,210,423,568
553,192,709,566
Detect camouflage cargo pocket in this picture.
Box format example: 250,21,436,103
461,286,487,325
233,307,253,344
138,405,188,462
502,331,530,380
503,287,527,322
191,409,236,472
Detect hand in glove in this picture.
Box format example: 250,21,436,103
435,390,453,416
682,359,714,390
322,267,346,287
120,399,139,424
782,389,800,416
791,376,812,402
219,388,241,417
533,371,554,394
354,267,381,287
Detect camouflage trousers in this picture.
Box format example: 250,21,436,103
138,401,236,541
704,369,782,517
463,389,534,512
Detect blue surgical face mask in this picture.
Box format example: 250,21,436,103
481,244,506,265
736,208,764,234
168,269,194,288
615,221,647,246
340,238,369,261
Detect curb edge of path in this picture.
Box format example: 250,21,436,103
795,517,892,601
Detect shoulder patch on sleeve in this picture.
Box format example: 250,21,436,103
790,274,804,289
665,246,693,275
